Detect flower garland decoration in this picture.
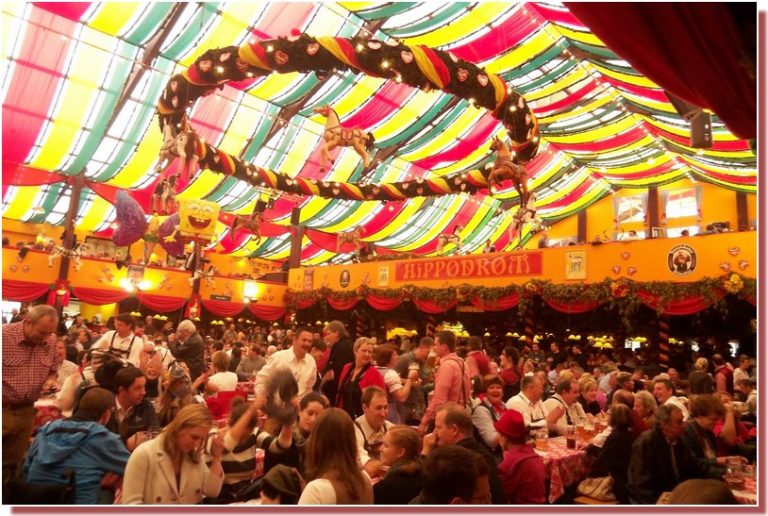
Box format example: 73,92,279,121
285,276,757,320
156,32,540,202
722,273,744,294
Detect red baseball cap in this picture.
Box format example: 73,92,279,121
494,409,527,440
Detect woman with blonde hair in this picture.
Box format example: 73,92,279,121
121,404,224,504
298,408,373,504
688,357,714,395
202,350,238,395
336,337,385,419
578,377,601,416
374,425,423,504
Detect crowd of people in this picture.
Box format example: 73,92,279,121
2,304,758,505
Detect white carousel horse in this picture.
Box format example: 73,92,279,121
190,262,216,287
156,118,202,182
48,243,90,271
488,136,529,205
313,105,375,173
437,225,463,254
508,192,543,240
336,227,363,253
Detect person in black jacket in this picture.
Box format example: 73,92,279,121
587,404,635,503
171,319,205,380
681,394,729,478
106,366,159,451
320,320,354,406
374,426,422,504
421,404,506,504
627,404,722,504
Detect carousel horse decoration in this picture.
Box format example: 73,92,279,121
437,225,463,255
313,105,375,173
48,243,90,272
190,261,216,287
156,116,204,182
336,227,363,253
488,136,529,206
230,211,263,244
508,191,543,240
231,197,273,244
151,173,179,215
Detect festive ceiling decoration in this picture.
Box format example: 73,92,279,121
1,2,756,265
154,33,539,200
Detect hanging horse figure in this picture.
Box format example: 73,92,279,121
488,137,529,206
508,191,544,242
313,105,375,173
230,211,263,245
151,174,179,215
437,225,463,255
336,227,363,253
156,117,203,182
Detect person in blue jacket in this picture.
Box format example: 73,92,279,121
23,387,131,504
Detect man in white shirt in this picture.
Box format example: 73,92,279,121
255,327,316,399
506,375,564,433
543,379,587,436
653,379,689,419
353,386,394,479
93,313,150,367
733,355,751,386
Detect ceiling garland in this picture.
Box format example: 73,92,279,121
155,31,540,201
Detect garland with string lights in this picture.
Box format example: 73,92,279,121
155,31,540,202
285,274,756,320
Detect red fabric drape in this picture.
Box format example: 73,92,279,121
304,229,345,253
470,293,520,311
247,304,286,322
2,280,51,302
566,3,756,139
365,294,402,311
137,293,187,312
295,298,319,309
636,290,725,316
543,299,603,314
742,295,756,306
70,287,129,305
413,299,456,314
2,162,65,187
326,297,359,311
201,299,246,317
2,10,79,164
33,3,91,21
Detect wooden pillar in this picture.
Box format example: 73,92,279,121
577,210,587,243
58,172,86,281
736,192,749,231
646,187,659,236
288,207,303,269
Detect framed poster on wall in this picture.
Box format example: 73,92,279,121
565,250,586,280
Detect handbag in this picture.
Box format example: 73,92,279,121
576,475,616,502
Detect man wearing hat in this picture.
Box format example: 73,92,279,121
495,409,546,504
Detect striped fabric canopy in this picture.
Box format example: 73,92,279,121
2,2,755,265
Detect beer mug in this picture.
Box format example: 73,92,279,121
534,428,548,451
724,457,746,490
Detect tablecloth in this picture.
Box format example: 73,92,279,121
534,436,593,503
